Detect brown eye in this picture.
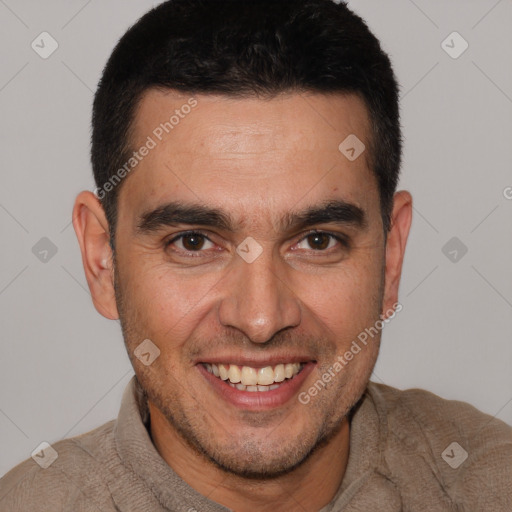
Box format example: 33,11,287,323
293,231,349,253
166,231,215,253
181,233,206,251
306,233,331,250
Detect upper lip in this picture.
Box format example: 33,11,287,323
195,356,315,368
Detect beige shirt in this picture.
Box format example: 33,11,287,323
1,376,511,511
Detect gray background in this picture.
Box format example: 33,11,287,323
1,0,511,478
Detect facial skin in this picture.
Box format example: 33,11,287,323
73,90,412,511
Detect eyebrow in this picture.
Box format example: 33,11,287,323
136,199,367,235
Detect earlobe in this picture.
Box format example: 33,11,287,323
72,191,119,320
382,190,413,316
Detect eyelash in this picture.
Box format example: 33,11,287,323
164,229,349,256
303,230,350,249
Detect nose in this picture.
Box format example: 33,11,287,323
218,248,302,343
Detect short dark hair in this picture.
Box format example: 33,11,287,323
91,0,401,250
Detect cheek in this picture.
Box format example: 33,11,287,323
123,262,222,341
294,258,384,332
118,239,384,348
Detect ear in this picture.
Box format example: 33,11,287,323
72,191,119,320
381,190,413,318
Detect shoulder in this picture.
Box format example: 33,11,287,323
366,382,512,509
367,381,511,439
0,419,118,512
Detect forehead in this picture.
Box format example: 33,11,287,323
132,88,371,152
119,88,378,229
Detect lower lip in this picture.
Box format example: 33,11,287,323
197,363,315,410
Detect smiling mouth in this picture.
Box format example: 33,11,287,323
202,362,305,392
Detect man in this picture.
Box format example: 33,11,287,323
0,0,510,510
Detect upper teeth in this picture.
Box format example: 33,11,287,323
204,363,302,386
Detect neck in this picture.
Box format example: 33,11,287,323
149,403,350,512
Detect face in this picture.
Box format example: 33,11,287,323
78,89,409,479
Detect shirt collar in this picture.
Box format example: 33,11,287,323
114,375,383,511
114,375,230,511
